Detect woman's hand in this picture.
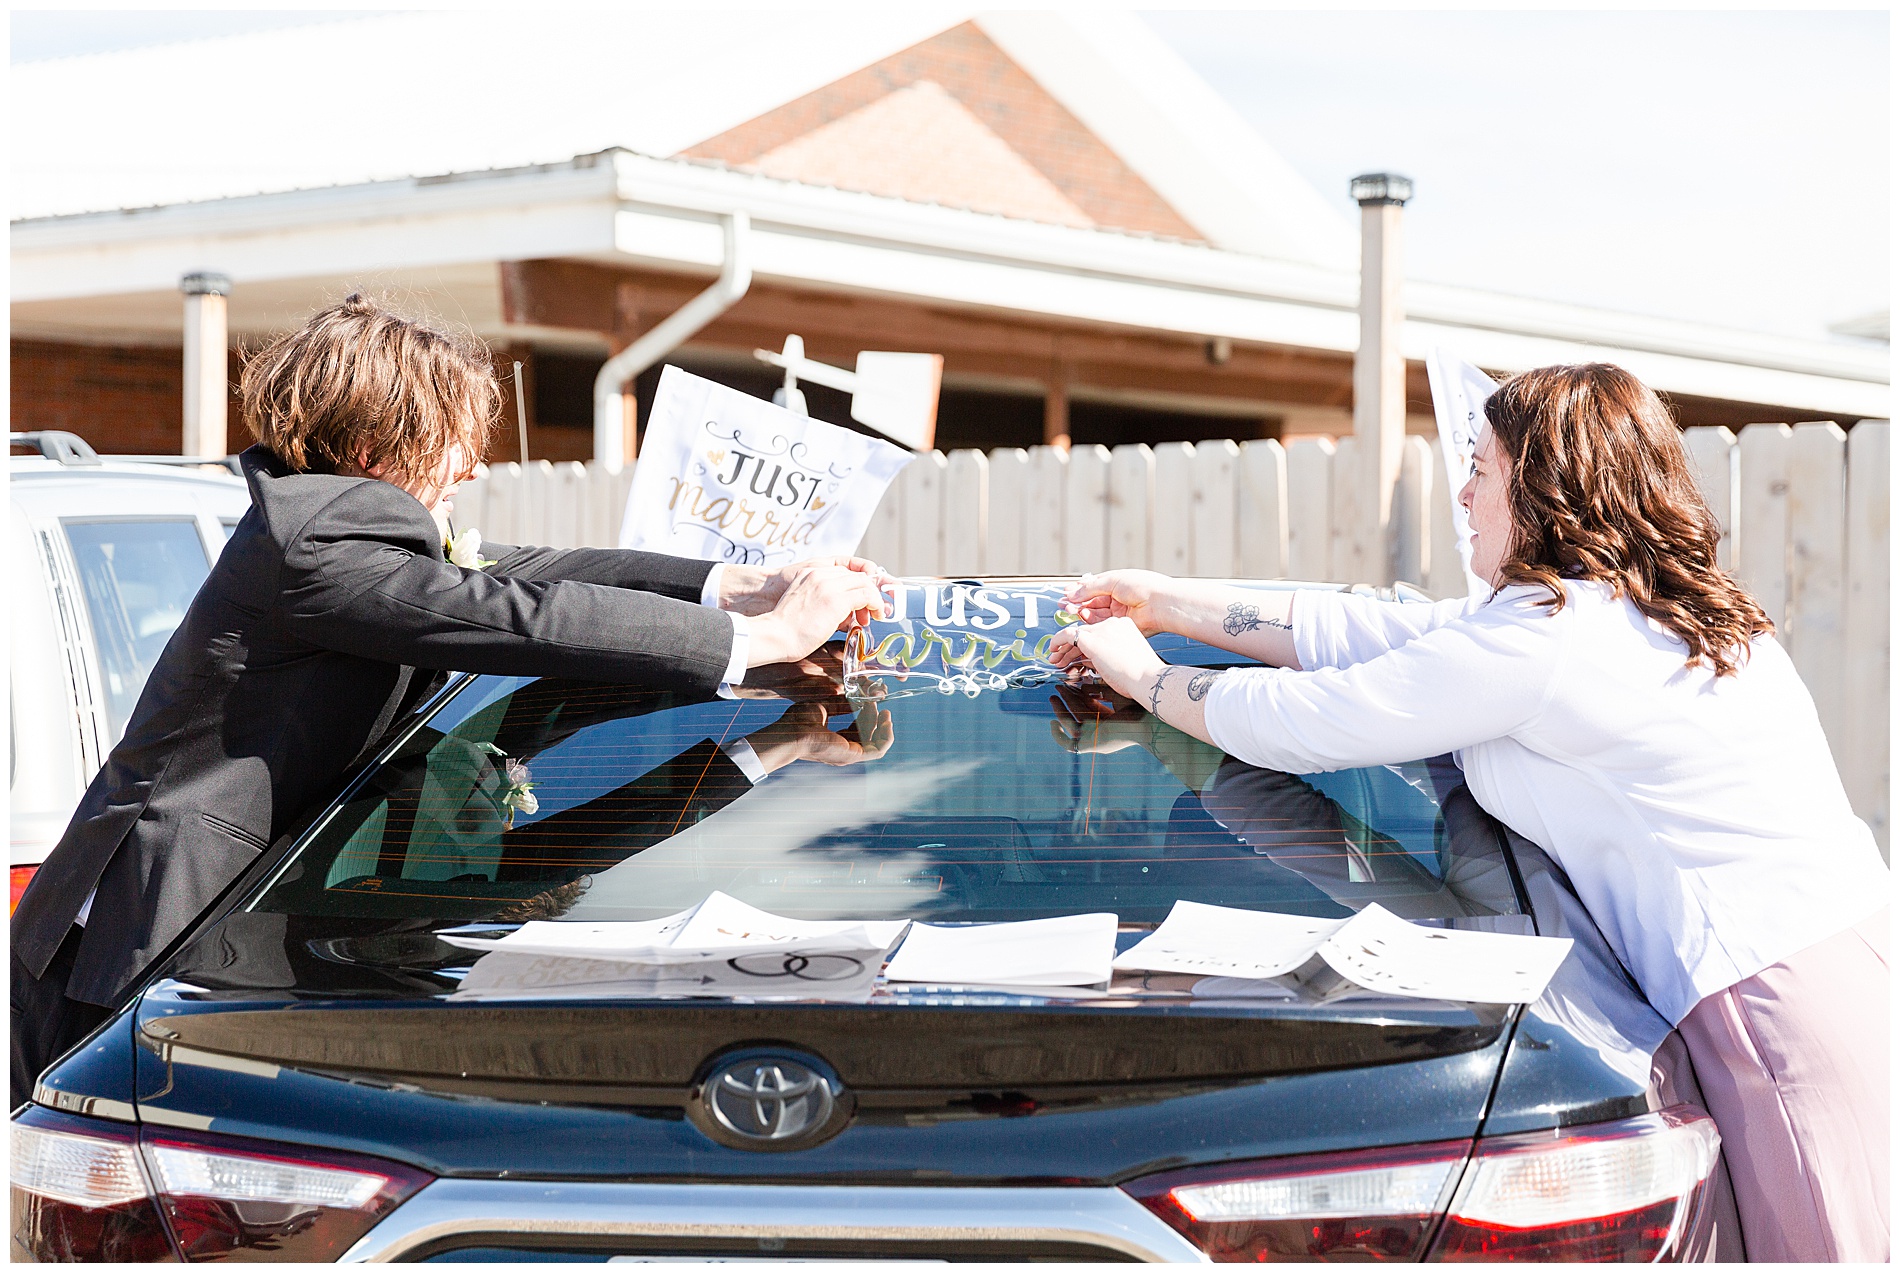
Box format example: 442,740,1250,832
1047,617,1167,701
1049,618,1221,747
1068,572,1302,669
721,557,893,618
1064,570,1188,635
746,565,887,667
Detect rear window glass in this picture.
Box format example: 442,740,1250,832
253,584,1517,926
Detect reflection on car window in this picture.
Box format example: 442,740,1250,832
63,519,211,744
256,649,1518,928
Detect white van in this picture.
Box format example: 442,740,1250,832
9,432,252,909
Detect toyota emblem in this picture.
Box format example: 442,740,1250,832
689,1049,852,1152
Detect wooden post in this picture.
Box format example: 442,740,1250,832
1350,174,1412,586
1044,362,1071,452
181,272,231,459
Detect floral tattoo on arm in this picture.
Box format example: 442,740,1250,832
1186,669,1224,701
1223,602,1290,637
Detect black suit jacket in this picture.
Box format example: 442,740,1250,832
15,446,735,1006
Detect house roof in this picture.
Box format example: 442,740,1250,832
8,12,1886,418
8,9,1355,268
12,150,1888,418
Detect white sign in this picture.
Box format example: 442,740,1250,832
619,365,913,565
1115,900,1571,1005
437,891,907,965
1424,349,1499,599
883,913,1118,988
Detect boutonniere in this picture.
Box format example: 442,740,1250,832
447,527,499,570
476,742,539,829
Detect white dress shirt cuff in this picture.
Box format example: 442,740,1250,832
719,737,768,785
699,563,726,610
721,611,749,688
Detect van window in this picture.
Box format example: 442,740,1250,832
63,519,211,743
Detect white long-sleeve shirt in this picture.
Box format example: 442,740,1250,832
1201,581,1890,1024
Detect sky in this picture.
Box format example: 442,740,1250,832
9,8,1890,342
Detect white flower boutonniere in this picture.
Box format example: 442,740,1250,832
474,742,539,829
447,528,498,570
497,758,539,830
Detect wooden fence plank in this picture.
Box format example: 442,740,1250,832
985,448,1029,574
484,462,520,545
1064,445,1112,575
547,461,586,549
1106,444,1153,570
1237,439,1287,580
1191,439,1240,577
1682,426,1738,571
1329,436,1366,584
1151,442,1194,576
520,460,553,548
1393,436,1432,587
1736,423,1793,626
1787,422,1849,764
898,450,947,576
942,449,988,575
1426,438,1465,599
1844,420,1891,855
595,462,634,548
1022,446,1068,574
1286,436,1334,582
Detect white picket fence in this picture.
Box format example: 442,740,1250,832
456,421,1890,853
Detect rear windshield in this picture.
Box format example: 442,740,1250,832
253,583,1518,927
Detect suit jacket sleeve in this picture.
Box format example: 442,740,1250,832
480,542,715,602
280,483,732,692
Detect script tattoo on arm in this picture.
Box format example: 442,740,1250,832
1222,602,1290,638
1186,669,1224,701
1146,667,1179,716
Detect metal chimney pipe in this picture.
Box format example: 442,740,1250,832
181,272,231,460
1350,173,1412,585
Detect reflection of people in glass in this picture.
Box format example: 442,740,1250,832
315,666,891,918
1047,686,1508,917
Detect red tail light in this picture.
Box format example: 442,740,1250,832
9,1109,175,1262
1126,1140,1471,1261
1125,1106,1720,1263
1428,1108,1720,1262
10,1107,433,1262
12,864,38,914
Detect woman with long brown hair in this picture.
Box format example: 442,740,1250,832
1052,363,1889,1262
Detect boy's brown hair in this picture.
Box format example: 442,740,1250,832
239,293,497,489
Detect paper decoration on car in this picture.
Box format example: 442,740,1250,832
619,365,913,565
1424,349,1498,599
1115,899,1572,1005
843,581,1083,700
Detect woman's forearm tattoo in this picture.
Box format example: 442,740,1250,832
1146,667,1179,715
1186,669,1224,701
1223,602,1290,637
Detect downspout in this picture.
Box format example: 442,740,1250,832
592,210,752,473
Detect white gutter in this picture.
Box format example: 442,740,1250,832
590,210,750,472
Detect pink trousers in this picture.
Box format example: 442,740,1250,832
1671,909,1890,1262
